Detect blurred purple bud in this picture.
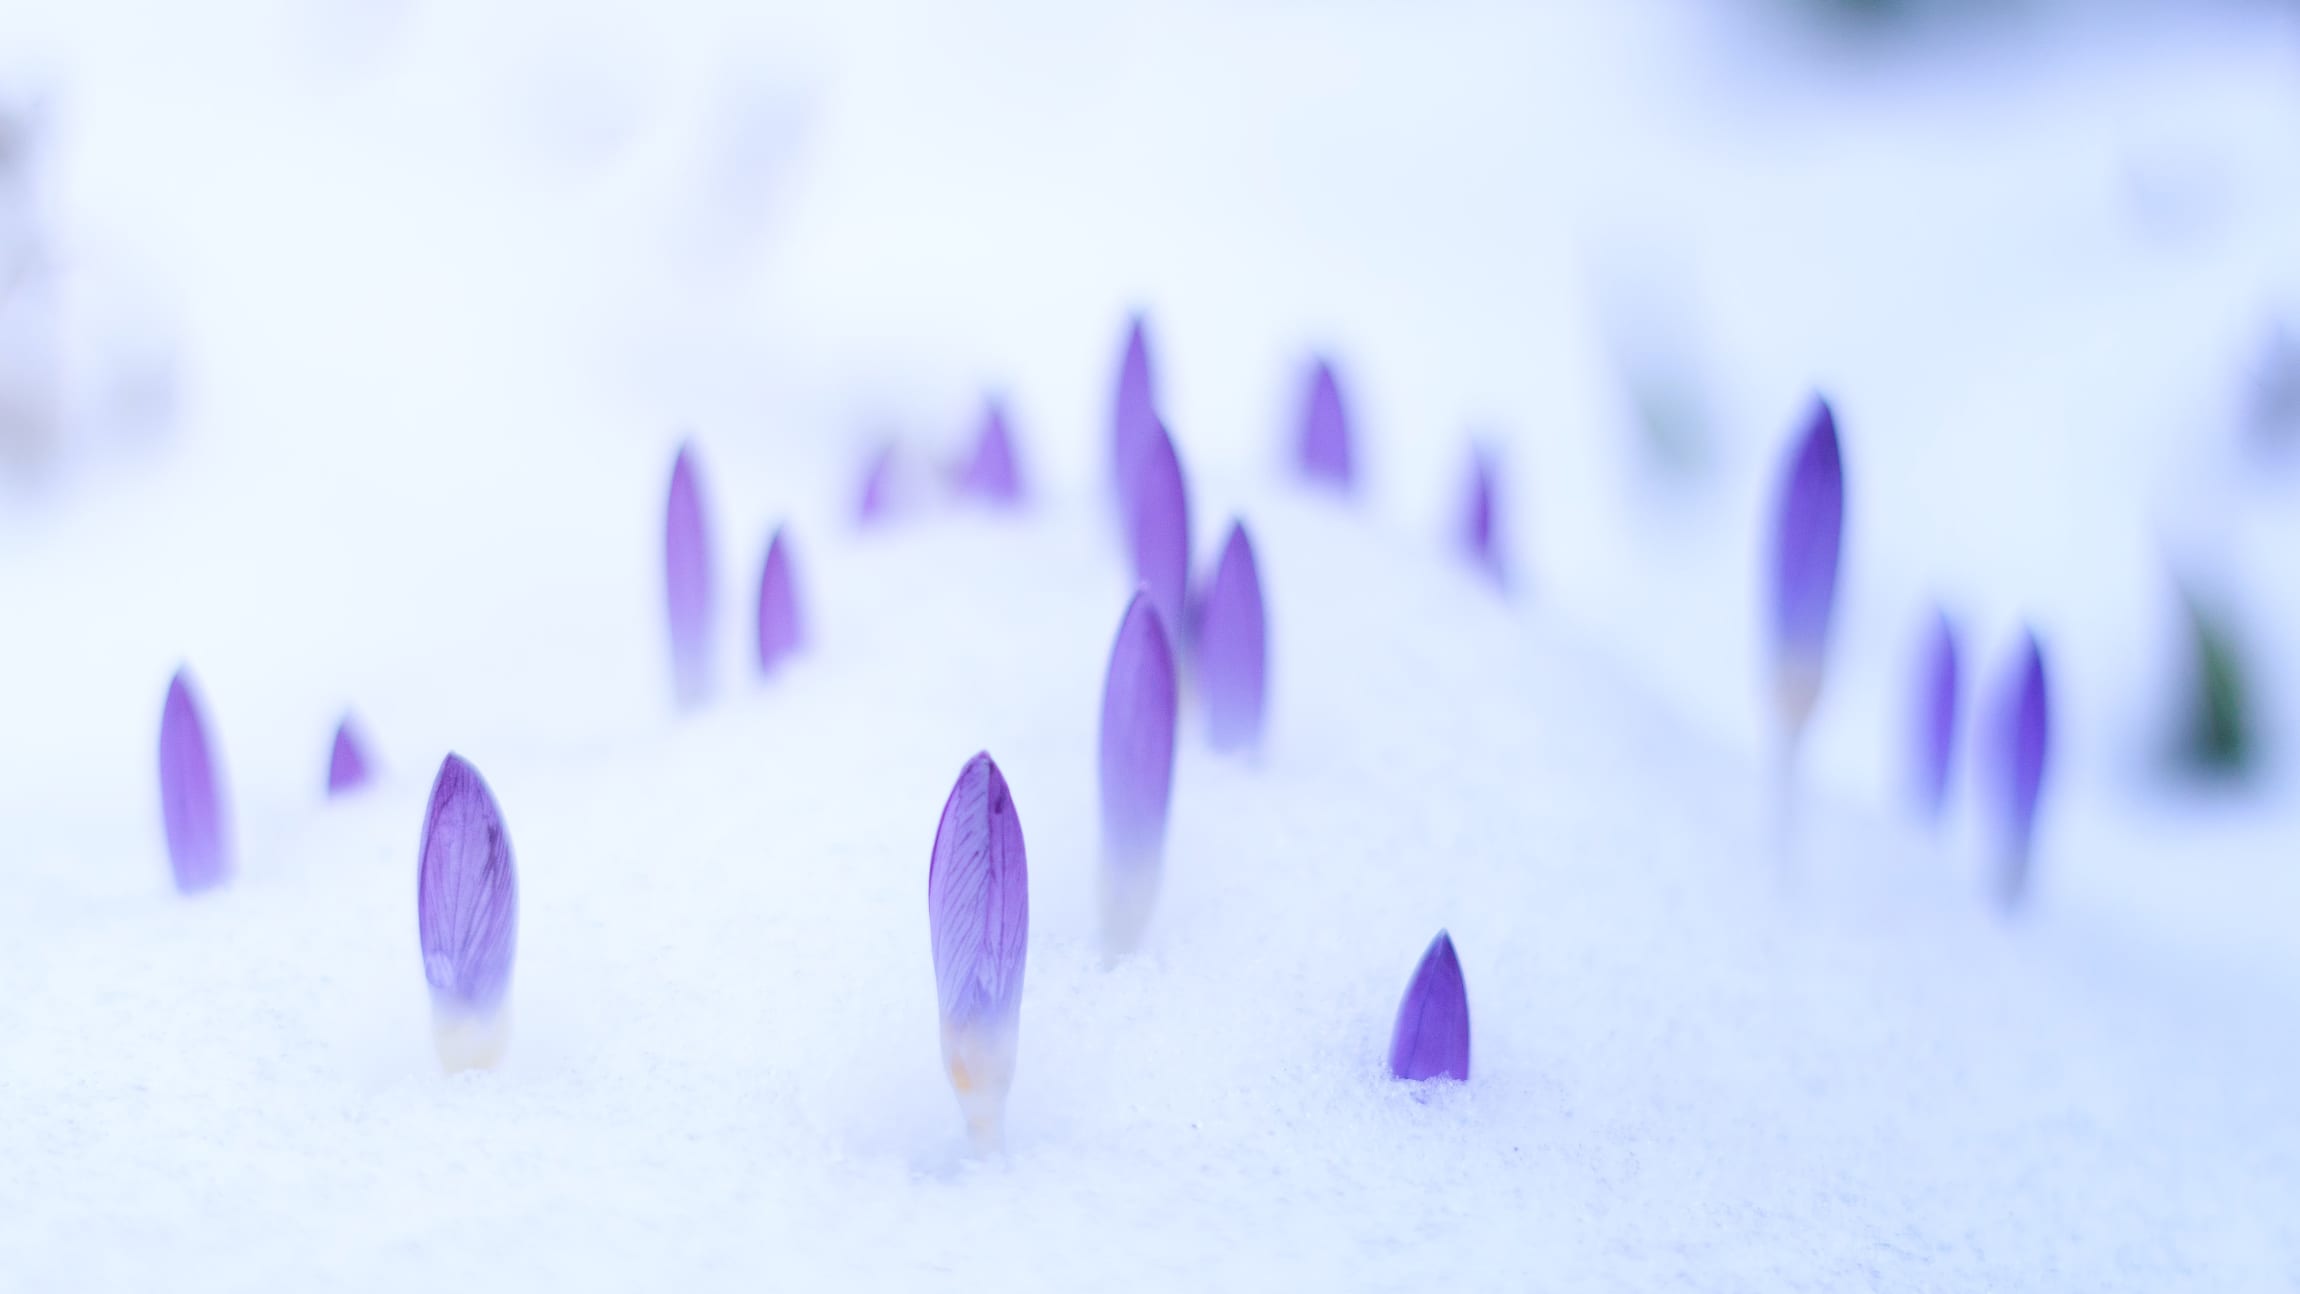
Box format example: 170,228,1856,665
1913,611,1960,821
1389,930,1470,1082
1992,631,2050,911
1768,396,1844,737
158,667,231,894
664,440,717,709
1461,444,1505,588
1125,421,1191,645
959,399,1023,505
417,753,519,1070
328,714,376,797
1298,357,1354,488
928,751,1030,1147
1113,314,1157,507
1098,592,1178,955
858,443,897,525
755,524,804,675
1198,520,1267,754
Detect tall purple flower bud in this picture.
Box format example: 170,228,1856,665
664,440,716,710
959,398,1024,505
1125,421,1191,647
158,667,231,894
1098,592,1178,957
927,752,1030,1150
1297,357,1354,489
755,524,804,675
1112,314,1157,509
1912,610,1960,821
1461,444,1505,589
1388,930,1469,1082
1768,396,1844,744
1992,631,2051,911
417,753,519,1071
1198,520,1267,754
328,713,376,797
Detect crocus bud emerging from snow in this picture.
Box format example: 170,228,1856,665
1198,520,1267,754
1992,631,2050,911
1461,444,1504,588
755,524,804,675
1768,396,1844,743
664,440,716,710
1126,421,1192,645
858,443,897,525
158,667,231,894
1112,315,1157,507
1912,611,1959,821
417,753,519,1071
1297,357,1354,488
927,751,1030,1150
1389,930,1469,1082
1099,592,1178,957
328,714,376,797
959,399,1023,504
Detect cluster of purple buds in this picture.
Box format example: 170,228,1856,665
1767,396,1844,750
417,753,520,1071
927,752,1030,1149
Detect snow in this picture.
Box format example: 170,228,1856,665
2,0,2298,1288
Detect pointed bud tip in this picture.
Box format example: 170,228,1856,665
328,714,375,796
1199,519,1268,754
159,666,230,893
418,752,519,1030
1389,930,1470,1083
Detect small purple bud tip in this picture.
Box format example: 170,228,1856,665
158,667,232,894
1199,520,1267,754
1098,592,1178,957
1913,610,1960,821
959,399,1023,504
1297,357,1355,489
1389,930,1470,1082
1993,631,2051,911
858,443,897,525
1112,314,1157,508
1125,421,1191,647
417,753,519,1071
755,524,805,675
1461,445,1505,589
327,714,376,797
928,752,1030,1149
664,440,717,710
1768,396,1844,740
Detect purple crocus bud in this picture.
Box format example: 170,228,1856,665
1198,520,1267,754
1912,610,1960,821
1125,420,1191,645
158,667,231,894
1098,592,1178,957
927,751,1030,1150
755,524,804,675
417,753,519,1071
664,440,716,710
1389,930,1470,1082
1297,357,1354,488
1992,631,2050,911
327,713,376,797
1768,396,1844,742
858,443,897,525
959,398,1023,505
1112,314,1157,506
1461,445,1505,589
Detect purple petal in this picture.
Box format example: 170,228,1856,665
959,398,1023,504
1461,445,1505,588
158,667,231,894
1913,610,1960,821
1112,314,1157,508
1098,592,1178,955
755,524,805,675
1768,396,1844,735
1125,420,1191,645
417,754,518,1069
664,440,716,710
1198,520,1267,754
928,752,1030,1145
858,443,897,525
1993,631,2051,910
1297,357,1354,488
1389,930,1470,1082
327,713,376,797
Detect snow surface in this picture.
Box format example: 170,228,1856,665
2,0,2298,1288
